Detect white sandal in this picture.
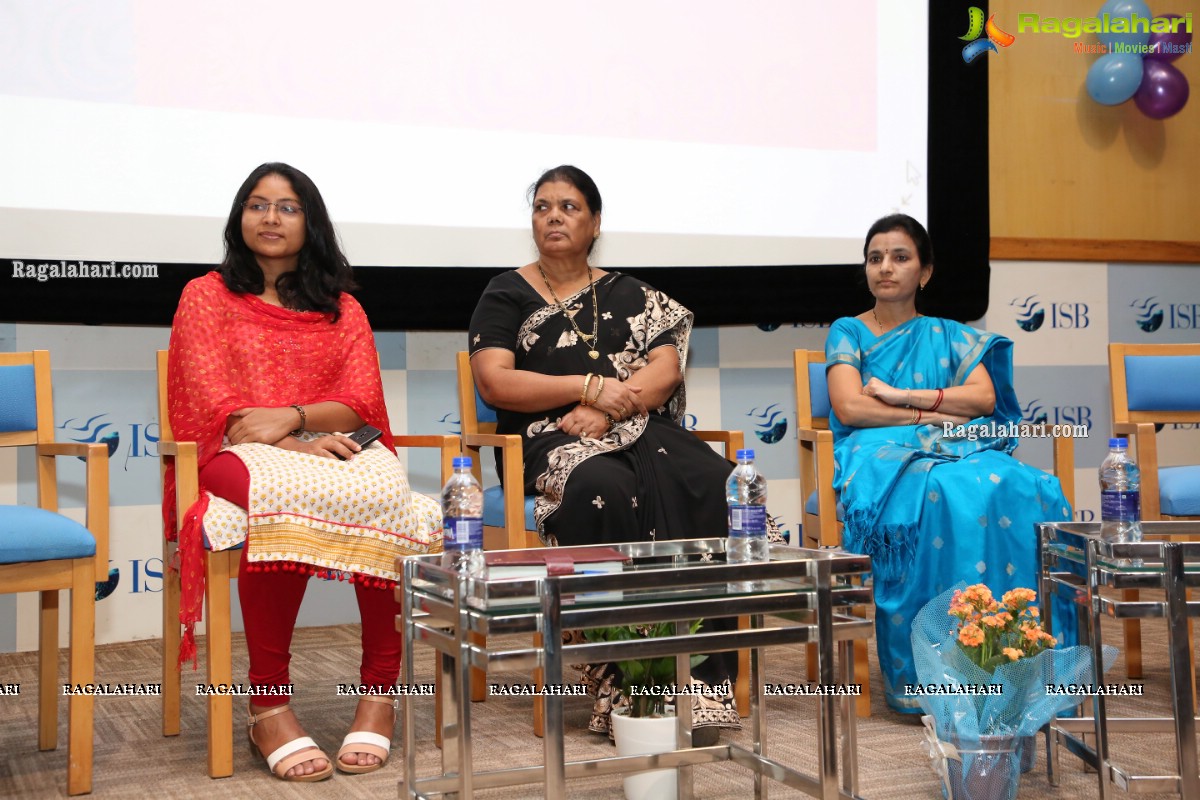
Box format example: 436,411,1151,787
248,703,333,782
336,695,396,774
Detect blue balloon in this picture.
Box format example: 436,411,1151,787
1097,0,1154,49
1086,52,1145,105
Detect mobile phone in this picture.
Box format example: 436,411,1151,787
339,424,383,459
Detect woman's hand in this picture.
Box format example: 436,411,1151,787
226,407,302,445
861,377,910,408
589,378,647,421
277,433,362,460
558,405,611,439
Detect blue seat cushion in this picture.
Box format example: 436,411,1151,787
804,491,845,521
0,505,96,564
1160,465,1200,517
482,484,537,531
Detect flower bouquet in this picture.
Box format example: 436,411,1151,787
912,584,1116,800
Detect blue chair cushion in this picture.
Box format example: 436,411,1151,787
0,505,96,564
1125,355,1200,411
0,364,38,433
482,484,537,531
1160,465,1200,517
803,490,845,521
808,363,831,419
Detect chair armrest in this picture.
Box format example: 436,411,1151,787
1051,433,1076,510
797,428,834,443
393,434,461,484
691,429,745,457
36,442,111,569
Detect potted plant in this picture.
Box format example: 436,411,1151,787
913,584,1116,800
586,620,705,800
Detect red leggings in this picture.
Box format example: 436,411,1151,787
202,452,402,708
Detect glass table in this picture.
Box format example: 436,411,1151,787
1038,520,1200,798
400,538,873,799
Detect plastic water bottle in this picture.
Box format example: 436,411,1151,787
441,456,486,577
1099,438,1142,545
726,449,769,564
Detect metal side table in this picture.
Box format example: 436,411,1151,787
1039,520,1200,798
401,538,873,799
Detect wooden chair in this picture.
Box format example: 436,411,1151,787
157,350,458,777
1108,343,1200,680
793,349,1077,717
0,350,110,795
455,351,751,731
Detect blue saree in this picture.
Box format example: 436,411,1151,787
825,316,1074,713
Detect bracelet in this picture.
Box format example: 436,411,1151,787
290,404,307,435
916,408,923,424
581,373,595,406
588,374,606,405
909,406,918,424
929,388,945,412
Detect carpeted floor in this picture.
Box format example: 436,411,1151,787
1,613,1195,799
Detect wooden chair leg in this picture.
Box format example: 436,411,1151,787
530,631,546,738
38,588,59,752
805,643,818,682
469,631,487,702
1122,589,1143,679
163,545,182,737
67,559,95,796
205,551,234,779
853,637,871,718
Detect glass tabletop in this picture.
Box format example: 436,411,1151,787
405,538,871,614
1039,520,1200,573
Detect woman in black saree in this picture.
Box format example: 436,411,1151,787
467,165,741,738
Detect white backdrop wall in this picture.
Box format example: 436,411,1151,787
2,259,1198,653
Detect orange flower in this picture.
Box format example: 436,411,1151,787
1027,607,1040,618
1002,587,1037,607
982,614,1005,628
958,624,985,648
1003,647,1023,661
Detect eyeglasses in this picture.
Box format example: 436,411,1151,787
241,200,304,217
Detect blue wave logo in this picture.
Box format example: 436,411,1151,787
56,414,120,459
437,412,461,435
1130,297,1164,333
1020,399,1049,426
1009,295,1045,332
747,404,788,445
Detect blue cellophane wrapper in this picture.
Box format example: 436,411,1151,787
912,586,1117,799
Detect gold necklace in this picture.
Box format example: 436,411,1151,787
537,260,600,360
872,308,919,333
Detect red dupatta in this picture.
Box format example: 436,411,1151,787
164,271,393,666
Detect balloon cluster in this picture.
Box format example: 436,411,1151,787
1085,0,1191,118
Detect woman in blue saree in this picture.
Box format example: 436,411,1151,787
825,214,1074,713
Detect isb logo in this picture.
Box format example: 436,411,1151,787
1130,297,1200,332
746,404,788,445
57,413,159,468
1021,398,1093,431
1010,295,1090,332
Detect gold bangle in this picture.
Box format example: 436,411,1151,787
909,406,918,424
581,373,595,406
589,374,606,405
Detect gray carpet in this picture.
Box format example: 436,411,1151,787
1,615,1195,799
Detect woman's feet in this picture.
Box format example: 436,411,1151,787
247,702,333,782
336,695,396,774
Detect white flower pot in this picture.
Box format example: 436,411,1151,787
611,709,677,800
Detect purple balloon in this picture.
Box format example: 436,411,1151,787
1134,60,1190,118
1146,14,1193,62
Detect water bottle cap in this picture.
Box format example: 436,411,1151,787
1108,438,1127,449
452,456,473,468
736,449,755,460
